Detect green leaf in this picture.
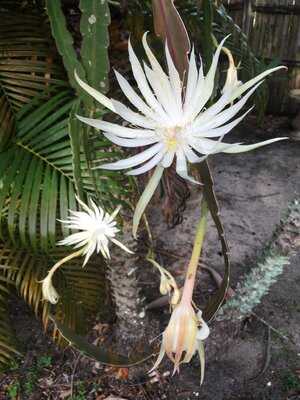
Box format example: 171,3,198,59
199,161,230,322
46,0,86,94
79,0,111,94
201,0,214,74
69,101,84,200
0,92,15,151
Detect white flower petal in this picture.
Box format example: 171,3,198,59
128,39,170,123
77,115,155,139
230,65,287,102
115,69,160,121
142,32,168,80
103,132,158,148
196,322,210,340
165,41,182,112
110,205,121,220
132,165,164,238
83,243,96,265
193,81,262,132
161,150,175,168
184,47,198,110
183,144,206,163
58,231,89,246
217,137,288,154
198,340,205,386
187,37,228,119
74,71,115,112
192,107,254,138
193,137,287,155
58,198,132,265
75,195,93,215
149,341,165,373
176,149,200,184
126,149,165,175
190,136,232,155
143,63,179,121
111,99,157,129
98,142,164,170
111,238,134,254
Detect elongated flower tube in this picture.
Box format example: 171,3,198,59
150,199,209,383
41,197,133,304
75,34,287,237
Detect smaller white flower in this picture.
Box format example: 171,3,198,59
40,197,134,304
40,272,59,304
59,196,134,266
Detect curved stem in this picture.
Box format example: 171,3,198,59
48,249,84,277
181,197,208,305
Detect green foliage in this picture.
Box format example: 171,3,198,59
72,382,88,400
282,370,300,392
79,0,111,94
0,0,131,369
45,0,86,95
6,380,20,400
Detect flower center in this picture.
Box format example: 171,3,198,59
93,225,106,238
161,126,185,151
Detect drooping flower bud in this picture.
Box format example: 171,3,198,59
41,272,59,304
222,47,242,95
150,302,209,378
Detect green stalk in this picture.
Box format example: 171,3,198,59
181,198,208,304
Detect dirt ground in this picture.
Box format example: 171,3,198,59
1,118,299,400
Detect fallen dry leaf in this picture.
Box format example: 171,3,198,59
59,389,72,399
104,396,128,400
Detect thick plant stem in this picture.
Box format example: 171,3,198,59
181,198,209,305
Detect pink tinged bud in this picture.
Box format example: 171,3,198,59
150,303,210,376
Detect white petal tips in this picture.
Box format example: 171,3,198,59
74,70,115,112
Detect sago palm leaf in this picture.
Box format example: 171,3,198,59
0,241,107,352
0,7,68,151
0,0,132,369
0,92,130,252
0,247,22,367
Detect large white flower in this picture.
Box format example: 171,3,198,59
75,34,287,235
59,196,133,266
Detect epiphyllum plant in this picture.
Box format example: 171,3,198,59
74,33,286,381
75,33,286,237
41,197,133,304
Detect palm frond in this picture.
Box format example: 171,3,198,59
0,0,132,369
0,8,68,150
0,241,107,351
0,246,22,368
